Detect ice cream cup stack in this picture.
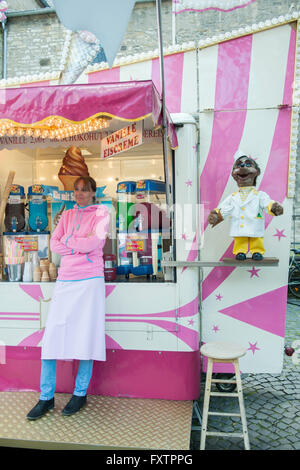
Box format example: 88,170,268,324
40,259,50,272
38,259,57,282
40,259,50,282
33,265,41,282
41,270,50,282
49,262,57,281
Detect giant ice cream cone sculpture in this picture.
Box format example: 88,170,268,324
58,146,89,190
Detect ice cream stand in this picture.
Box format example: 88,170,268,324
0,80,199,449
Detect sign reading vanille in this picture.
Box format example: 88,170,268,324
100,122,143,159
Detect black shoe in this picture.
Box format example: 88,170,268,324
235,253,246,261
252,252,263,260
26,397,54,420
61,395,87,416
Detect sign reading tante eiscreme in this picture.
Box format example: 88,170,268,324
100,122,143,159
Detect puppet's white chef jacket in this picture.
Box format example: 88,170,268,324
217,187,274,238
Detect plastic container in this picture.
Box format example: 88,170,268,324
7,263,24,282
4,185,26,232
104,254,117,281
27,185,48,232
116,181,136,232
23,261,33,282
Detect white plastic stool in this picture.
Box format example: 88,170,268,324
200,341,250,450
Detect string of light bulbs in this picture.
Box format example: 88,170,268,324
0,116,110,140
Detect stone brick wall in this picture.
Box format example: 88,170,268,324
173,0,298,43
120,0,299,54
3,0,299,78
7,0,39,10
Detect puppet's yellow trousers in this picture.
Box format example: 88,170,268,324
233,237,265,255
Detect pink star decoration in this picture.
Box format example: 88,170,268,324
248,342,260,355
247,266,260,278
216,293,223,301
212,325,219,333
188,319,194,326
185,179,192,187
273,229,286,241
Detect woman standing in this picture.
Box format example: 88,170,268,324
27,176,110,420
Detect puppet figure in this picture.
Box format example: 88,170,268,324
207,154,283,260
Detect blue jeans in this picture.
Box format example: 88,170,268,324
40,359,93,401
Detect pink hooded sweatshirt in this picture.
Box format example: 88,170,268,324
50,203,110,281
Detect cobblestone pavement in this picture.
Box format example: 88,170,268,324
191,298,300,450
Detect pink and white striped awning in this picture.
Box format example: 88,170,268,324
0,80,178,149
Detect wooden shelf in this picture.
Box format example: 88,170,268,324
161,257,279,268
222,257,279,266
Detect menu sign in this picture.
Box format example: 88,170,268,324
125,239,145,252
0,126,160,150
100,122,143,159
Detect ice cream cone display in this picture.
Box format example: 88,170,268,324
4,239,24,266
58,146,89,191
58,175,80,191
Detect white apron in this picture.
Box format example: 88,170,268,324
41,277,106,361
